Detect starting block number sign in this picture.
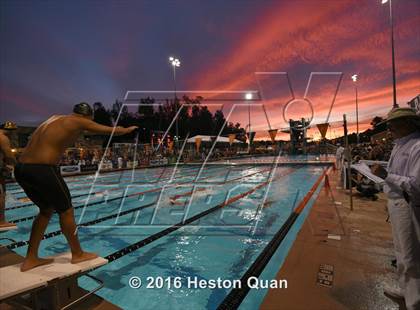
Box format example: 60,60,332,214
317,264,334,287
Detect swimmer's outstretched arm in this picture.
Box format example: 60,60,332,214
0,134,16,166
77,118,138,136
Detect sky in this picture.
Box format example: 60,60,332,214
1,0,419,140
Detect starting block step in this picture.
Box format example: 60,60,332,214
0,252,107,301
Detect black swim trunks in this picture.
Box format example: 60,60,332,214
14,163,72,213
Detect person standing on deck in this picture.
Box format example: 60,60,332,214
0,121,18,230
15,103,138,272
373,108,420,310
335,143,345,170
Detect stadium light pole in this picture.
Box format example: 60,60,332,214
169,56,181,148
351,74,359,145
381,0,398,108
245,92,253,152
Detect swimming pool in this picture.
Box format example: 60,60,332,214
3,160,329,309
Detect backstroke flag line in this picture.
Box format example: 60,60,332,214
195,137,202,152
228,134,236,146
317,123,329,139
247,132,256,145
268,129,278,142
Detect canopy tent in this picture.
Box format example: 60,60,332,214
186,135,242,144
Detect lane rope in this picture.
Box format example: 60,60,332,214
7,166,271,247
104,168,297,263
217,167,331,310
6,165,231,211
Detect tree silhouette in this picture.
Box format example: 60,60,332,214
370,116,386,134
93,102,112,126
370,116,384,128
213,110,226,135
88,96,246,143
198,106,213,135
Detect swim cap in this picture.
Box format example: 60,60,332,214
1,121,17,130
73,102,93,117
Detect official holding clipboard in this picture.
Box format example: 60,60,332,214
373,108,420,310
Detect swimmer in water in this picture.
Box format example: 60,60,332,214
15,103,138,271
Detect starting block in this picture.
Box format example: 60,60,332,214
0,252,108,310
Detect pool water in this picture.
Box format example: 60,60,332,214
3,162,327,309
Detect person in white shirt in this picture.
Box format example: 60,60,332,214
335,143,345,170
374,108,420,310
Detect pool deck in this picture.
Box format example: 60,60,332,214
0,248,121,310
261,168,404,310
